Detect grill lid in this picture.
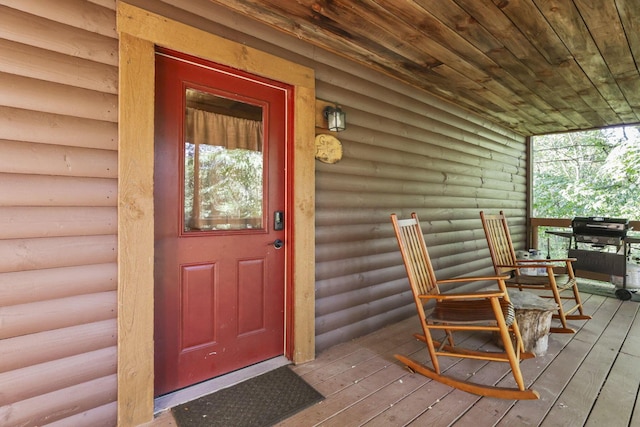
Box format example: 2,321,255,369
572,216,629,244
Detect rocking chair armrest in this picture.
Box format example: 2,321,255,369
418,290,506,300
436,275,510,285
514,263,560,269
497,263,558,270
547,257,577,263
514,258,577,264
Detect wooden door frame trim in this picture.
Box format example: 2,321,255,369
117,3,316,424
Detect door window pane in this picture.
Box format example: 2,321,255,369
183,88,264,231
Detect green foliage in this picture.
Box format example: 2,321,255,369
184,143,263,224
533,126,640,219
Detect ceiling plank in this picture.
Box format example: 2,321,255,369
574,0,640,121
535,0,635,123
206,0,640,135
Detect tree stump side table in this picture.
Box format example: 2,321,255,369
496,291,559,357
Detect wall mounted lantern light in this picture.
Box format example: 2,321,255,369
323,106,346,132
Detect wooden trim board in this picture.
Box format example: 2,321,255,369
117,3,316,425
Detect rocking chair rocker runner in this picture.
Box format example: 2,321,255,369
480,211,591,334
391,213,539,400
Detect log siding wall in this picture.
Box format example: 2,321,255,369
128,0,528,353
0,0,118,425
0,0,527,424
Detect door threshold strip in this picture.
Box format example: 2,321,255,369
153,355,290,414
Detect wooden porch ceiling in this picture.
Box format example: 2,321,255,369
209,0,640,136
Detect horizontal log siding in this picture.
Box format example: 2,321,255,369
0,0,118,425
310,45,527,352
0,347,117,406
312,88,526,349
1,319,117,373
141,0,528,355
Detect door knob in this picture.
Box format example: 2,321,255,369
272,239,284,249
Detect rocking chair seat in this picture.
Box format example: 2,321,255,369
430,298,515,325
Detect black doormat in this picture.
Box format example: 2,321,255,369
171,366,324,427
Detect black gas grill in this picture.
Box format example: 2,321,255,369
571,216,629,246
569,216,634,299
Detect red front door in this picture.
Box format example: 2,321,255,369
154,50,290,396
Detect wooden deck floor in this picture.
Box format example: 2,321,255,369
149,288,640,427
280,290,640,427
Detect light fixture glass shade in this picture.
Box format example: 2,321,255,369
324,106,346,132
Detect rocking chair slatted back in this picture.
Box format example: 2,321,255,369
481,212,519,275
394,216,439,296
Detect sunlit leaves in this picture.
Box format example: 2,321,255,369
533,126,640,219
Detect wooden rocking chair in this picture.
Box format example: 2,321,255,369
391,213,539,400
480,211,591,334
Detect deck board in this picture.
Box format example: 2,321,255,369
497,294,616,426
585,352,640,427
281,291,640,427
149,288,640,427
454,321,575,426
544,300,639,426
